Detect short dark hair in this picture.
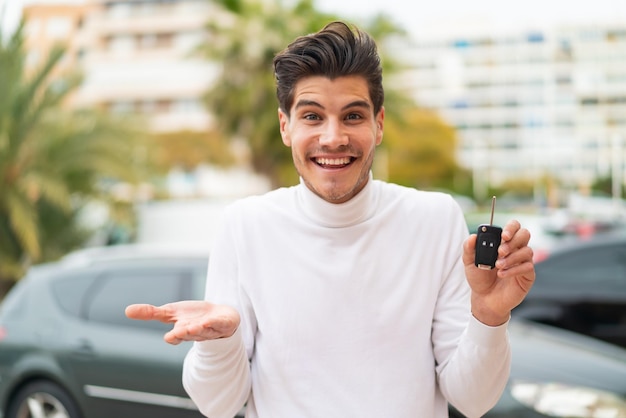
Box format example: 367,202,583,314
273,21,384,117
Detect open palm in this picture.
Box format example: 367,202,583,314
126,301,240,345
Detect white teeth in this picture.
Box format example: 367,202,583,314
316,157,351,166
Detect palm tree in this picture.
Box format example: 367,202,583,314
0,20,151,293
200,0,407,187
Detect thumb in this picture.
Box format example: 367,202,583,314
463,234,477,266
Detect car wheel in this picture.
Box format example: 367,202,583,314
6,381,82,418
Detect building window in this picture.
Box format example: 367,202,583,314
45,17,72,39
76,48,86,62
108,35,135,53
139,34,158,49
172,99,203,114
110,101,135,114
25,18,41,38
174,31,204,53
526,32,545,43
140,100,158,114
138,33,172,49
107,2,132,18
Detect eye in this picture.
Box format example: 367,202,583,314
345,113,363,121
303,113,321,121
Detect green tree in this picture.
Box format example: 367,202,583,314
149,129,235,174
0,21,151,294
200,0,407,187
382,107,466,191
591,175,626,198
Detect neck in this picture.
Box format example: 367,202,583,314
297,173,378,227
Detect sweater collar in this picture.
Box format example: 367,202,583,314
296,173,378,228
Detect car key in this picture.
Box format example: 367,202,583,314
474,196,502,270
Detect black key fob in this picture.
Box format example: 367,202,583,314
475,224,502,270
474,196,502,270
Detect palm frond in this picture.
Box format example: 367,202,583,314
18,172,72,212
6,190,40,259
10,46,76,149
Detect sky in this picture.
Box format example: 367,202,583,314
316,0,626,38
3,0,626,39
0,0,626,38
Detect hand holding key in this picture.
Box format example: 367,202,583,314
463,202,536,326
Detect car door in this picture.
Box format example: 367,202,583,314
66,261,206,418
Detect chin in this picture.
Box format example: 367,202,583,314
318,185,358,203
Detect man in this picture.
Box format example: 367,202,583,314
126,21,535,417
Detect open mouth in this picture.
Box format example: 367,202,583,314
314,157,354,169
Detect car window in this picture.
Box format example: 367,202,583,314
0,279,29,320
536,243,626,286
52,273,98,317
84,268,191,332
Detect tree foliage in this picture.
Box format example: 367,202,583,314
149,129,236,173
382,107,462,190
0,21,152,286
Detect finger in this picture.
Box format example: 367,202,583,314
499,228,531,258
164,323,205,345
125,304,157,320
497,260,536,285
501,219,521,242
164,332,183,345
125,304,173,322
496,246,535,271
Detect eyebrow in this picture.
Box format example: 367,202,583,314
294,99,372,112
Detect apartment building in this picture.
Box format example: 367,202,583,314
393,23,626,198
75,0,221,132
22,0,220,133
21,0,270,199
22,3,92,105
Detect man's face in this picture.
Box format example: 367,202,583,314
278,75,384,204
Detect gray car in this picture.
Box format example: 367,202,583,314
0,245,210,418
1,245,625,418
515,233,626,349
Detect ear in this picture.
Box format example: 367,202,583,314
375,106,385,146
278,108,291,146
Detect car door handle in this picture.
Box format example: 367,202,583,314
72,339,96,358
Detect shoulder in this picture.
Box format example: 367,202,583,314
374,181,469,240
375,180,463,216
222,185,297,221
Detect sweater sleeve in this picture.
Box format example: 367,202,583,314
438,316,511,418
432,198,511,418
182,328,251,418
182,205,254,417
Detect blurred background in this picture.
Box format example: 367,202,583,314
1,0,626,296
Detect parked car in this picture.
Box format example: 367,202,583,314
0,245,213,418
451,320,626,417
1,245,625,418
514,233,626,348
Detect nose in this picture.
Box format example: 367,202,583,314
319,119,349,147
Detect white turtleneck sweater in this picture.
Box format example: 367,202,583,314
182,177,511,418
